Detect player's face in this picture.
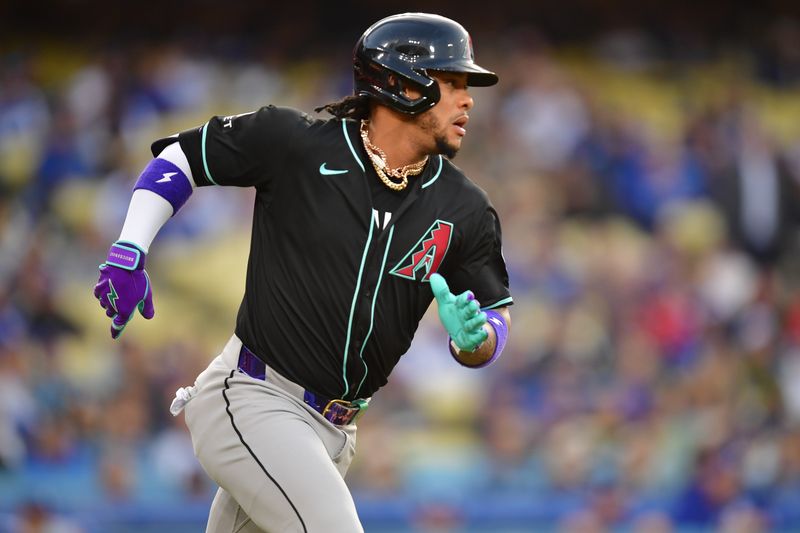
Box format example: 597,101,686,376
416,72,474,159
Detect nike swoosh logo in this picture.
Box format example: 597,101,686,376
319,163,348,176
156,172,178,183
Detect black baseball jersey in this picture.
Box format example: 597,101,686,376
152,106,513,400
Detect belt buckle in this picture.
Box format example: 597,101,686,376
322,399,367,425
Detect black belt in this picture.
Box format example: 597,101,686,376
237,345,367,426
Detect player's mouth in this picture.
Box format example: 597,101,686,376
452,115,469,137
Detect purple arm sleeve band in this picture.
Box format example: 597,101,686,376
134,158,193,215
450,309,508,369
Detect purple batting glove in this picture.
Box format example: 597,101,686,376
93,242,154,339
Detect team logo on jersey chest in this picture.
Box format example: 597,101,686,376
389,220,454,282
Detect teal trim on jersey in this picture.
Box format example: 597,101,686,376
354,225,394,398
342,120,365,173
481,297,514,310
421,156,443,189
341,216,375,397
201,122,219,185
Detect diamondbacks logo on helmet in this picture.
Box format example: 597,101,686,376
390,220,453,282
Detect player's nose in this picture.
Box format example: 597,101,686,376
459,91,474,111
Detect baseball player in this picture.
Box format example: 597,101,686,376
93,13,512,533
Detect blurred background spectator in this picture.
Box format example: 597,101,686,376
2,1,800,531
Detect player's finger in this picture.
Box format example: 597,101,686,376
111,313,130,339
93,279,108,300
470,328,489,346
429,273,452,302
464,312,487,332
110,322,125,339
455,290,474,308
96,290,112,313
458,299,480,321
105,307,115,318
138,289,155,320
112,311,130,329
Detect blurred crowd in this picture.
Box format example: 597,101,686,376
3,14,800,533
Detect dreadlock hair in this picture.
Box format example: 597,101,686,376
315,95,371,120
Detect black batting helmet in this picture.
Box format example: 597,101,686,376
354,13,498,115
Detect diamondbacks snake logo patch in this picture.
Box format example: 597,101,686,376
389,220,453,282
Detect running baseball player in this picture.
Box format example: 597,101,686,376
93,13,512,533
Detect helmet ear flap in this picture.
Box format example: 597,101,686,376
355,58,440,114
391,75,413,100
394,75,441,111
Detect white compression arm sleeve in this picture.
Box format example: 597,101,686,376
118,142,196,253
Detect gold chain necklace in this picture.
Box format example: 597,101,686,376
360,120,428,191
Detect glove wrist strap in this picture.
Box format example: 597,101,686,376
106,241,146,271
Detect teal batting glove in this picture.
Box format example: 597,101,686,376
430,273,488,352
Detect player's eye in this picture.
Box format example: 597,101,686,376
441,77,457,88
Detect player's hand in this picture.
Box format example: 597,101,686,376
93,242,154,339
430,273,488,352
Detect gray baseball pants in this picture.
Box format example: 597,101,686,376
177,335,363,533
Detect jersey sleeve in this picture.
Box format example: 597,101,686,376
151,106,309,188
447,206,513,310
